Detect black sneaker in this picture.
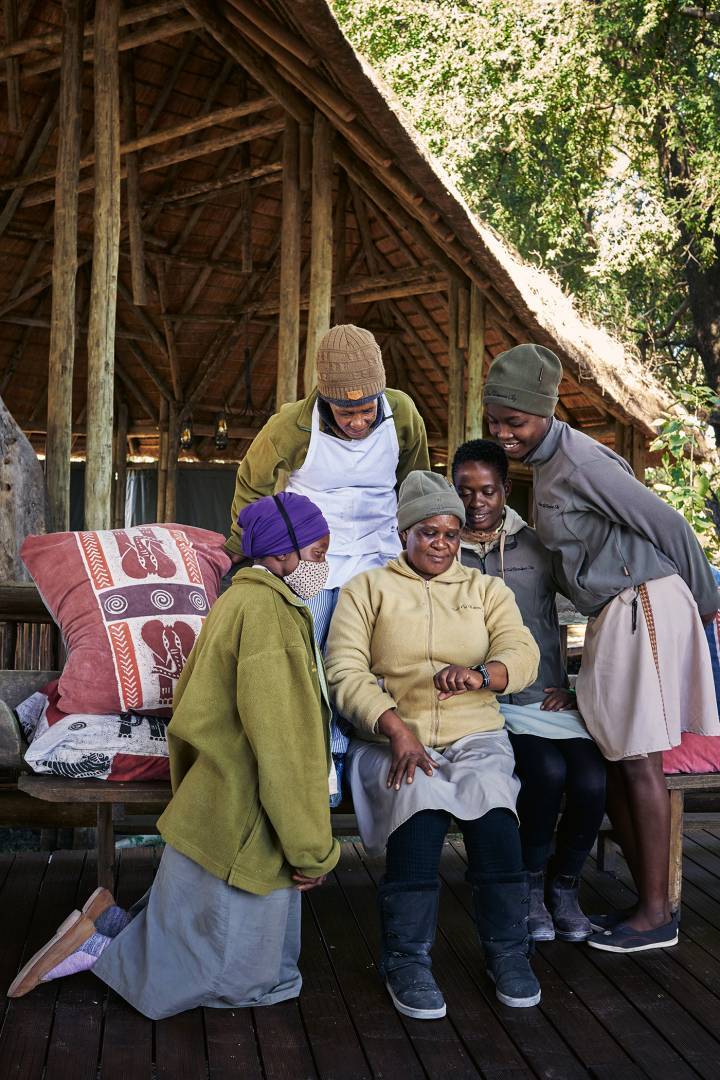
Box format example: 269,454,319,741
587,913,679,953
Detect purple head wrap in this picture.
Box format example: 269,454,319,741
238,492,329,558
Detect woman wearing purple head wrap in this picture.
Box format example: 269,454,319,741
10,496,338,1020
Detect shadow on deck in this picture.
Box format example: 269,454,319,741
2,832,720,1079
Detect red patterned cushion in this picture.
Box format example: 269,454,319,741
663,733,720,775
21,524,230,716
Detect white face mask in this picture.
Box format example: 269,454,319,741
283,558,330,601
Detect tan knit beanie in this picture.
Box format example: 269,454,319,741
315,324,386,406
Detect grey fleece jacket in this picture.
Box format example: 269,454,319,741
526,419,717,617
460,507,567,706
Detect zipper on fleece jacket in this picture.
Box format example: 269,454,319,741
424,579,440,745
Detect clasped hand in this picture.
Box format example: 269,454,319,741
433,663,484,699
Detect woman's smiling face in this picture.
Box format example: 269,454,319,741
485,404,551,459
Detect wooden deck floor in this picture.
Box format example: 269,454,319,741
2,832,720,1079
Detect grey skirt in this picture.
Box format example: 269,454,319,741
347,729,520,856
93,844,301,1020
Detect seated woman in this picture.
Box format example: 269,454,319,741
325,470,541,1018
452,439,607,942
8,493,340,1018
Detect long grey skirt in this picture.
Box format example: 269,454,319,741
347,729,520,856
93,844,301,1020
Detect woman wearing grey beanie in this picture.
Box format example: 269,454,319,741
484,343,720,954
325,470,542,1017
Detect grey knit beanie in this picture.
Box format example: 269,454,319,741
316,324,385,406
483,343,562,417
397,470,466,532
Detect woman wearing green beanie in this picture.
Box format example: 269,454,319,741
483,343,720,953
326,470,542,1017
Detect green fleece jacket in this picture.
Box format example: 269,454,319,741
226,388,430,556
157,567,340,895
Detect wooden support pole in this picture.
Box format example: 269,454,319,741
614,420,629,463
113,400,128,528
156,397,168,521
121,53,147,306
45,0,83,533
4,0,21,131
447,277,464,478
165,403,179,521
333,170,348,325
85,0,121,532
155,261,181,400
304,112,333,395
276,117,301,407
465,283,485,441
457,285,470,350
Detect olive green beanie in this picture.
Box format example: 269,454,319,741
397,470,466,532
316,324,386,406
483,344,562,417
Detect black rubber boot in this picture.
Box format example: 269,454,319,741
471,871,541,1008
378,881,447,1020
546,875,593,941
528,870,555,942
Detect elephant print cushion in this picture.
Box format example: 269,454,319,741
18,680,170,782
21,524,231,717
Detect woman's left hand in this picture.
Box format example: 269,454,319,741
292,871,327,892
541,687,576,712
434,664,485,699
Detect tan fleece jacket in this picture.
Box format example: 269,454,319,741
325,554,539,747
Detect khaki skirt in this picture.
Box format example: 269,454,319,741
575,575,720,761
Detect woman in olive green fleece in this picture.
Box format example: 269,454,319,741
326,471,542,1019
8,494,340,1019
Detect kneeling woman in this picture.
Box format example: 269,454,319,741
9,493,340,1017
325,471,541,1017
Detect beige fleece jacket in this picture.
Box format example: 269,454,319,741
325,554,539,747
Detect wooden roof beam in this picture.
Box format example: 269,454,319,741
4,0,22,130
0,96,276,193
0,1,185,62
0,11,199,82
142,160,283,210
22,117,285,208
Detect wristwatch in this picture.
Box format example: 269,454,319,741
472,663,491,688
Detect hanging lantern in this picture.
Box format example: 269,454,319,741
179,417,194,451
214,411,229,450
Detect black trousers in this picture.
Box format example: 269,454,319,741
384,807,524,883
509,732,607,877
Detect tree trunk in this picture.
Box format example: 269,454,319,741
683,239,720,440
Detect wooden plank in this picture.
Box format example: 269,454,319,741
296,894,372,1079
100,848,155,1080
204,1007,263,1080
0,583,48,621
465,283,485,441
252,1001,320,1080
276,117,301,407
155,1009,208,1079
0,851,85,1079
85,0,122,532
306,850,425,1078
303,111,333,395
18,775,171,804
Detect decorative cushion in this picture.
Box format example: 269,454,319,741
21,525,230,717
663,601,720,775
18,682,170,782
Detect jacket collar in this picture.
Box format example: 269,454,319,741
388,550,471,584
524,416,564,465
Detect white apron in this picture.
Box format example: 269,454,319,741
284,396,401,589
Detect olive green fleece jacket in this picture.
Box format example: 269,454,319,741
325,554,540,748
226,388,430,556
157,567,340,895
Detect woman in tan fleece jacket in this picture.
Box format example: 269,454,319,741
326,471,540,1020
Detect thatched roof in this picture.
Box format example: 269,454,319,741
0,0,672,468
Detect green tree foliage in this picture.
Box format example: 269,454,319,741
332,1,720,410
